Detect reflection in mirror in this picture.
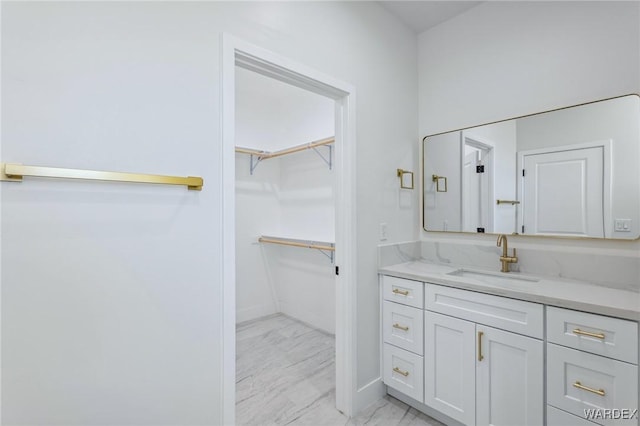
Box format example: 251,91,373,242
423,95,640,240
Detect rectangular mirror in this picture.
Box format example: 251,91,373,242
423,94,640,240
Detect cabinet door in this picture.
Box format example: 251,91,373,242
476,325,543,426
425,311,476,425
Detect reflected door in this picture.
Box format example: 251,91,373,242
462,151,482,232
522,146,604,237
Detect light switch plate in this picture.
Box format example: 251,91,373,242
379,223,388,241
614,219,632,232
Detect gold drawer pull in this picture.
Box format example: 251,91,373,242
573,329,605,339
392,288,410,296
393,367,409,377
478,331,484,361
573,381,605,396
393,323,409,331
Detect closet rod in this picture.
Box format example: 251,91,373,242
0,163,203,190
235,136,334,159
258,236,335,252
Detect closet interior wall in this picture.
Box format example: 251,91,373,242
235,67,336,334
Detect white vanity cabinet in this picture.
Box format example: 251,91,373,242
382,276,425,402
381,273,639,426
546,307,639,426
424,284,544,426
381,275,544,426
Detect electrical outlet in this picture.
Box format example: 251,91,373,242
614,219,632,232
379,223,388,241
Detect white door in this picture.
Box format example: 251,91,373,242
522,146,604,237
476,325,544,426
462,151,482,232
424,311,476,426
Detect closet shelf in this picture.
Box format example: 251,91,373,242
236,136,334,174
258,235,335,263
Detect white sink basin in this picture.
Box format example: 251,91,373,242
447,268,540,284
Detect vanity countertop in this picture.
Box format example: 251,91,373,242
379,261,640,321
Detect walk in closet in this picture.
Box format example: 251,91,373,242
234,66,338,424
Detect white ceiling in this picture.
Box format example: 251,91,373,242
378,1,483,33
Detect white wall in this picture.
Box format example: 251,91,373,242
235,67,336,332
418,1,640,275
1,2,418,423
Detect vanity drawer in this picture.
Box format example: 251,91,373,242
383,343,424,403
382,275,424,309
547,405,598,426
425,284,543,338
547,343,638,425
383,301,424,355
547,307,638,364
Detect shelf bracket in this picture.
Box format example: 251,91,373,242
311,145,333,170
249,154,264,175
317,248,335,263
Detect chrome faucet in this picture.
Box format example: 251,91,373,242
497,234,518,273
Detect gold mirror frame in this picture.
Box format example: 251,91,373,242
422,93,640,241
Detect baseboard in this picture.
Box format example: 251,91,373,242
353,377,386,415
236,304,277,324
387,387,463,426
279,301,335,334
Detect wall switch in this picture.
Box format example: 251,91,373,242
614,219,632,232
379,223,388,241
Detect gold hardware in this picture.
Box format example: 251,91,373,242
393,323,409,331
393,367,409,377
1,163,203,190
258,236,335,252
496,199,521,205
573,381,605,396
497,234,518,273
432,174,447,192
478,331,484,361
235,136,334,159
397,169,414,189
392,288,410,296
573,329,605,340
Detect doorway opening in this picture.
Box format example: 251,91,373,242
461,133,494,233
221,35,357,425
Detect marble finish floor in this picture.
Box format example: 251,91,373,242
236,314,444,426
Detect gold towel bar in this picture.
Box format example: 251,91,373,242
1,163,203,190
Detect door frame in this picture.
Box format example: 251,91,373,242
220,34,357,425
516,139,612,237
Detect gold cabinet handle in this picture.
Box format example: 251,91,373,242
393,367,409,377
478,331,484,361
573,329,605,340
573,381,605,396
392,288,410,296
393,323,409,331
